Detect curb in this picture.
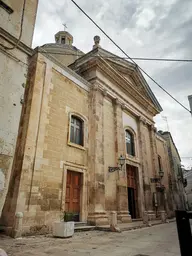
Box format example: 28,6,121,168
95,219,176,232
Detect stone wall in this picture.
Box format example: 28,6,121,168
156,135,174,217
1,52,90,234
0,0,38,218
0,46,28,216
0,0,38,47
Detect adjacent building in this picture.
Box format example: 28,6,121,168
184,169,192,210
0,0,38,216
158,131,186,210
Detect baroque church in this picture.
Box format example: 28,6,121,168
1,28,185,235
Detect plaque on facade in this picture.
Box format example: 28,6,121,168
108,167,120,173
150,177,160,183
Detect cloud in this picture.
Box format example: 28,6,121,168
32,0,192,168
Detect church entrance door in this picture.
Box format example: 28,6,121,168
65,170,81,221
126,165,138,219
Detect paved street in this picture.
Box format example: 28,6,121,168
0,222,181,256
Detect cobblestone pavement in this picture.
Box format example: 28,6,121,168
0,222,181,256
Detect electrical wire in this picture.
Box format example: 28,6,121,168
0,0,26,50
38,51,192,63
71,0,191,114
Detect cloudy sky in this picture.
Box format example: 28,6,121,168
32,0,192,169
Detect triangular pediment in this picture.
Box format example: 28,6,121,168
69,46,162,113
105,59,155,106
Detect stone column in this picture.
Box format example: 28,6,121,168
114,102,131,223
87,85,108,225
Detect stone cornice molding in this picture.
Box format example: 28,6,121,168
90,78,154,125
73,57,159,116
35,49,92,91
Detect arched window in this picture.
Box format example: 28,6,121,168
125,130,135,156
70,115,84,146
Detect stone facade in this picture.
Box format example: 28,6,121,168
155,134,174,217
1,32,183,236
158,131,186,210
0,0,38,216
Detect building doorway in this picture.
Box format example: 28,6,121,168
65,170,81,221
127,164,138,219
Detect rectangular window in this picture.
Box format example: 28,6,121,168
70,116,83,146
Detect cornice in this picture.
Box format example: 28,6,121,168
0,27,33,56
90,77,154,126
75,57,159,116
35,48,91,91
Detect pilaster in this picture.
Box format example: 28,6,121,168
87,85,108,225
137,116,146,215
138,117,153,214
113,100,131,222
149,124,159,178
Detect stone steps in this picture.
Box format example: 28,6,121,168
132,218,142,222
74,222,95,232
74,222,87,227
74,225,95,232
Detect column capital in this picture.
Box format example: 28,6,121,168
149,123,157,132
92,84,99,91
139,116,147,125
121,103,126,110
102,89,108,97
113,97,121,106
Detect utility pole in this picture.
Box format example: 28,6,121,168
188,95,192,115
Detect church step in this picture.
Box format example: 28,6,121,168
132,218,142,222
74,225,95,232
74,222,88,227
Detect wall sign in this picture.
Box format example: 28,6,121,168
150,177,160,183
108,167,120,173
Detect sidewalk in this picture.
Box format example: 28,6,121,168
96,218,176,232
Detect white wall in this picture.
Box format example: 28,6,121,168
122,111,138,135
0,0,38,47
0,49,28,216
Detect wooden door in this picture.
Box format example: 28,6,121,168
127,165,138,218
65,171,81,220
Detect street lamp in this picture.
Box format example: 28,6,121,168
159,170,164,179
118,155,126,171
108,155,126,173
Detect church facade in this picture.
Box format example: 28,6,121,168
1,31,183,235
